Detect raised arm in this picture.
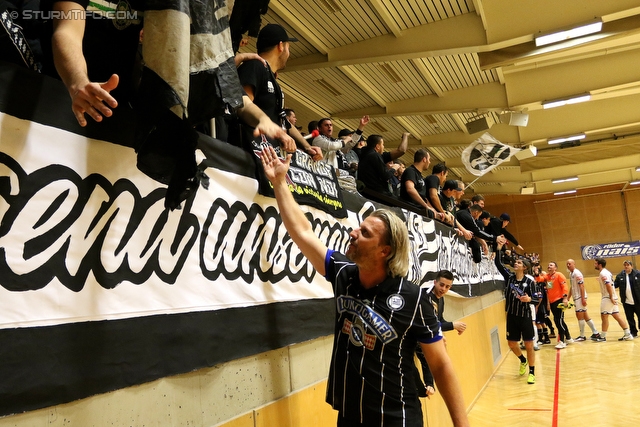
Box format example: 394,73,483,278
52,1,118,126
389,132,409,160
259,146,328,275
343,115,370,153
493,238,511,282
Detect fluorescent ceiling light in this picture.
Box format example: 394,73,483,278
543,94,591,109
552,177,579,184
631,180,640,186
535,20,603,47
548,134,586,145
554,190,577,196
636,167,640,172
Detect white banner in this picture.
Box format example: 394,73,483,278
0,112,501,330
0,112,339,328
461,132,520,176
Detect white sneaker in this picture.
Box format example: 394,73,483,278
623,333,634,341
555,341,567,349
566,338,574,344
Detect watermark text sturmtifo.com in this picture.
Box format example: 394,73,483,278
10,10,139,21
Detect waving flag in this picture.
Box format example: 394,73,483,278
461,133,521,176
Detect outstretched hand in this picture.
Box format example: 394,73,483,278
260,145,291,184
306,146,323,161
70,74,119,127
253,119,296,152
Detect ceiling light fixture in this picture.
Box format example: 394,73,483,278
552,177,578,184
535,19,603,47
554,190,577,196
548,133,586,145
636,167,640,172
542,93,591,109
631,180,640,186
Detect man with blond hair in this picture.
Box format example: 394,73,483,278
259,145,469,427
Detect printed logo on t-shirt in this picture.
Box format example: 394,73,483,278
546,281,553,289
342,318,376,350
337,295,398,343
267,81,275,94
386,294,405,310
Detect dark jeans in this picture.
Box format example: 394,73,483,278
622,303,640,336
550,299,571,342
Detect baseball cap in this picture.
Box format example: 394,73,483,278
338,129,354,138
500,213,511,221
443,179,462,191
257,24,298,53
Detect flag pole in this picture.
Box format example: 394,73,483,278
466,176,481,189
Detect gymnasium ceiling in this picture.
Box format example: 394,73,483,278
249,0,640,196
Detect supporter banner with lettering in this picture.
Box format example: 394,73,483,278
0,63,503,417
581,241,640,260
250,137,348,218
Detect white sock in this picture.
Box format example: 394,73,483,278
578,319,585,336
587,319,598,334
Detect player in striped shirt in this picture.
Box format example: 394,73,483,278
260,146,469,427
495,239,539,384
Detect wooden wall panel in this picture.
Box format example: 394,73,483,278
485,188,640,280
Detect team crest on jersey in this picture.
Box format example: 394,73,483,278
337,296,398,343
386,294,404,310
267,81,275,93
342,318,376,350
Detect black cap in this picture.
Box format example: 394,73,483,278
257,24,298,53
500,213,511,221
443,179,462,191
338,129,354,138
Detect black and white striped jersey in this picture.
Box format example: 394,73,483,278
494,251,539,318
324,250,442,426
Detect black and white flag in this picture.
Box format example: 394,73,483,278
461,133,520,176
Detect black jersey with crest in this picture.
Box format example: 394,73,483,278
324,250,442,426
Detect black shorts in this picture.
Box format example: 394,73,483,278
506,313,535,342
535,305,547,324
